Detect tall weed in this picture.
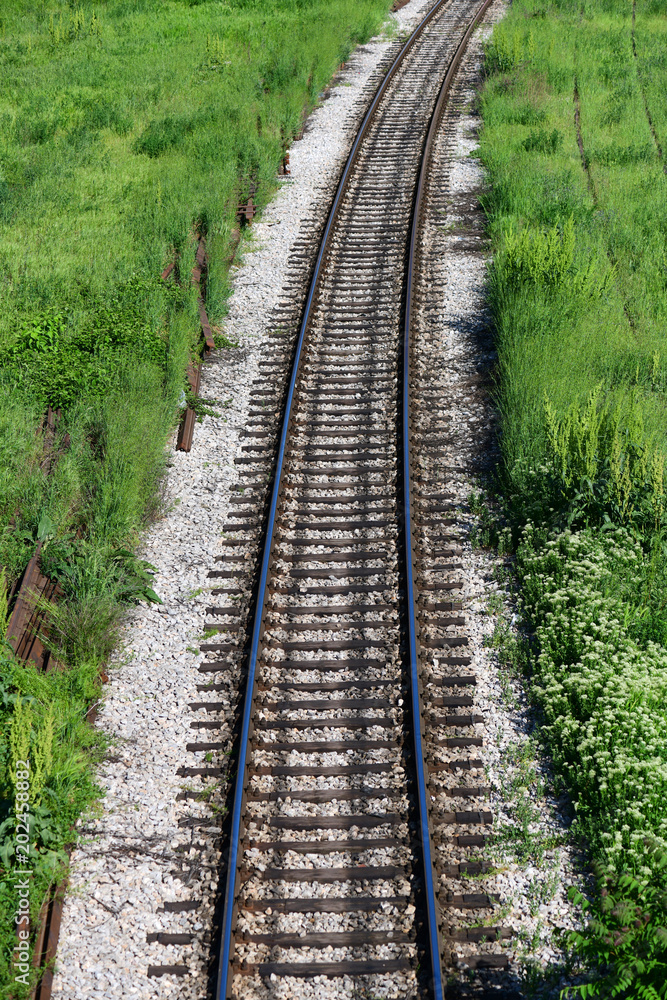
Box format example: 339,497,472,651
485,22,534,74
542,387,665,532
0,650,105,991
494,217,613,297
499,216,575,286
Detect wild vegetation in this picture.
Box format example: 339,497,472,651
481,0,667,993
0,0,393,992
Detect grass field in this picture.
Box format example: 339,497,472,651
0,0,391,581
481,0,667,992
0,0,393,992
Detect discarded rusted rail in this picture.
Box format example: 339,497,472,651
5,408,70,1000
167,233,216,453
7,408,68,673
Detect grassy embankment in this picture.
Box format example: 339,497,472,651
480,0,667,992
0,0,393,992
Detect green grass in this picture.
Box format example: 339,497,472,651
0,0,392,582
482,2,667,507
480,0,667,994
0,0,394,992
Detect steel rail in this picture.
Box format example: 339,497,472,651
216,0,491,994
402,0,495,993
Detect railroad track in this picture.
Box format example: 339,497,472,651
194,0,510,996
128,2,509,998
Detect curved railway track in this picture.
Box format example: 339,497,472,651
203,1,505,996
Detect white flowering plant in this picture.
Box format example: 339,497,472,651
513,524,667,993
517,524,667,870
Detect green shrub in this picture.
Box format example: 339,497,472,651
564,849,667,999
41,539,161,605
503,103,548,126
590,141,656,166
485,22,534,74
2,281,175,409
0,651,105,991
498,216,576,287
493,217,613,303
133,114,198,158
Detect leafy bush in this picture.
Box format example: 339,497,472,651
2,278,175,408
133,114,198,158
13,110,58,146
0,651,105,993
40,540,161,605
69,94,133,136
33,535,161,664
493,217,612,300
564,849,667,999
590,141,656,166
498,216,576,287
514,104,548,126
484,23,534,74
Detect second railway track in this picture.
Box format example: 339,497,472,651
200,1,506,997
